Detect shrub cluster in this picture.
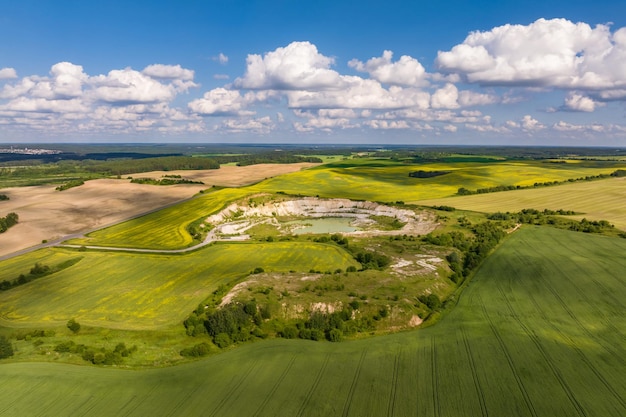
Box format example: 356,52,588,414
0,212,18,233
279,304,379,342
53,341,137,365
55,179,84,191
408,170,451,178
0,335,14,359
184,294,384,348
0,262,53,291
1,259,81,291
180,342,212,357
129,177,203,185
425,221,506,283
431,205,456,212
313,233,349,245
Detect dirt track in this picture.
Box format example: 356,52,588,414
0,163,317,258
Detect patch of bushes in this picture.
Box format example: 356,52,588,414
180,342,212,357
56,179,84,191
354,251,390,270
409,170,450,178
431,205,456,212
66,318,81,334
53,341,137,365
0,335,14,359
130,177,204,185
425,221,506,280
419,294,441,310
0,258,82,292
0,212,18,233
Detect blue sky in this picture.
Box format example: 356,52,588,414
1,0,626,145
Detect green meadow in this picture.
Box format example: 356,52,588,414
1,227,624,416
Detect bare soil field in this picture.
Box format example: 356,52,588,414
0,163,316,257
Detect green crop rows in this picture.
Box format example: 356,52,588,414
1,227,624,416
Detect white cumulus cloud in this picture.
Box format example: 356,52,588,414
348,50,428,86
436,18,626,100
520,115,545,131
431,84,459,109
234,41,343,90
188,88,252,116
0,68,17,79
142,64,195,81
564,93,597,112
0,61,201,136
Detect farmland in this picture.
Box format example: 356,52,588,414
1,146,626,416
417,176,626,229
0,242,357,330
255,158,626,202
66,187,252,249
0,227,624,416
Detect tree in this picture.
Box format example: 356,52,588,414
328,329,343,342
67,318,81,333
0,335,13,359
214,333,232,348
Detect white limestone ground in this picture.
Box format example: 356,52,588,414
205,197,438,238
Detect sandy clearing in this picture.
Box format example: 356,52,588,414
0,163,316,258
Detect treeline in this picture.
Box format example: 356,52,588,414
210,152,322,166
457,169,626,196
488,208,619,235
0,212,18,233
0,259,81,291
129,177,204,186
408,170,451,178
373,146,626,160
424,221,506,282
81,156,221,176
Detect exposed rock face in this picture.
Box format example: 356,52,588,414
205,197,437,237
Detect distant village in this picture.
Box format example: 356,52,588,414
0,147,61,155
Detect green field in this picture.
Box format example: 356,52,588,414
0,242,358,330
1,227,624,416
255,158,626,203
417,177,626,230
